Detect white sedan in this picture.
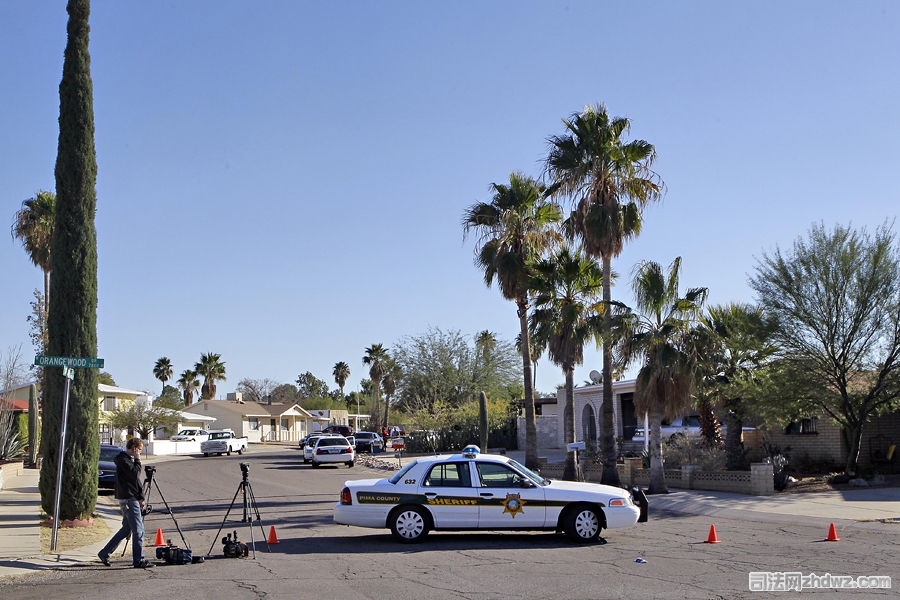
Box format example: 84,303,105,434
309,435,356,468
333,446,648,543
170,428,209,442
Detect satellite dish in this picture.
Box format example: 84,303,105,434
589,370,601,384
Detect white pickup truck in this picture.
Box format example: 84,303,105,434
200,429,248,456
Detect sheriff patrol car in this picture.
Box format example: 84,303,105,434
333,445,648,543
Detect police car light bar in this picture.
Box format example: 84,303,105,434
462,445,481,458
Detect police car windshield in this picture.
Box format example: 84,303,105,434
388,460,418,484
507,458,550,486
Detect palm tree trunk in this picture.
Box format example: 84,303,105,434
562,367,577,481
599,256,621,486
518,298,538,470
43,268,50,323
648,404,668,494
371,381,382,433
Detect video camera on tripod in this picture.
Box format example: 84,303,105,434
141,465,156,516
207,462,270,559
137,464,204,564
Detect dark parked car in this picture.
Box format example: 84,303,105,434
354,431,384,453
322,424,354,437
98,443,122,489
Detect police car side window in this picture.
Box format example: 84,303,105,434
476,463,519,488
424,462,470,487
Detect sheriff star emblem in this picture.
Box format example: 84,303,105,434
502,493,525,518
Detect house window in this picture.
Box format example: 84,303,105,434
98,423,111,444
785,417,818,435
281,418,289,431
103,396,116,411
249,417,259,431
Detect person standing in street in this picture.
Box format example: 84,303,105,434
97,437,153,568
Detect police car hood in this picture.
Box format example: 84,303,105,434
543,478,629,498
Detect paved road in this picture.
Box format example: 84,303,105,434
1,447,897,599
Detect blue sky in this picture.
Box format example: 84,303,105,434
2,1,898,399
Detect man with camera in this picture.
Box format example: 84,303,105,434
97,438,154,568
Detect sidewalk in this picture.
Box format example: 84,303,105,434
2,454,898,581
0,465,123,580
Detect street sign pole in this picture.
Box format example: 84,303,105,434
50,366,75,552
35,356,104,552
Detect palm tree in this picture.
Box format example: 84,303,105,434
153,357,173,396
363,344,389,433
177,369,200,405
333,361,350,404
12,190,57,321
697,303,778,469
195,352,226,400
530,246,604,481
474,330,497,386
381,359,400,432
620,258,707,494
546,103,663,486
462,172,562,469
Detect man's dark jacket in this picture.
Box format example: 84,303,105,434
114,450,145,501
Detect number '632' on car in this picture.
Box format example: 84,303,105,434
333,446,648,543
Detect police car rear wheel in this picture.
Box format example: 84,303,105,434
390,506,428,542
566,505,600,542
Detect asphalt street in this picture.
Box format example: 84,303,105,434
1,446,897,599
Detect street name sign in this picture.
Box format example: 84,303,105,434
34,355,105,369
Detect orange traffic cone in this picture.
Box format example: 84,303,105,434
153,528,165,546
825,523,840,541
704,524,721,543
267,525,279,544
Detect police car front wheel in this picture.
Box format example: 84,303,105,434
565,505,601,542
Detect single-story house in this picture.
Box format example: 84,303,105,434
306,409,354,432
3,380,152,445
518,376,898,472
189,399,322,443
518,379,638,451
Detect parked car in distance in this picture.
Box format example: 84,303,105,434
631,416,705,442
200,429,248,456
354,431,384,453
98,444,121,489
631,415,754,442
302,433,332,459
310,435,355,468
171,428,209,442
333,445,648,543
322,424,354,437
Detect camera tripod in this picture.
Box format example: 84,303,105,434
206,462,270,558
122,465,191,556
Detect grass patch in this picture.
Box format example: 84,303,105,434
40,511,112,554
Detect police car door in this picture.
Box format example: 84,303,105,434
420,461,480,528
473,461,546,528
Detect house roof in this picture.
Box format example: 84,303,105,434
178,410,217,423
98,383,148,396
0,398,28,411
190,399,317,419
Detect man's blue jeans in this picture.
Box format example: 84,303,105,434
99,499,145,566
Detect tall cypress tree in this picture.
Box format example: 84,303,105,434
39,0,100,521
